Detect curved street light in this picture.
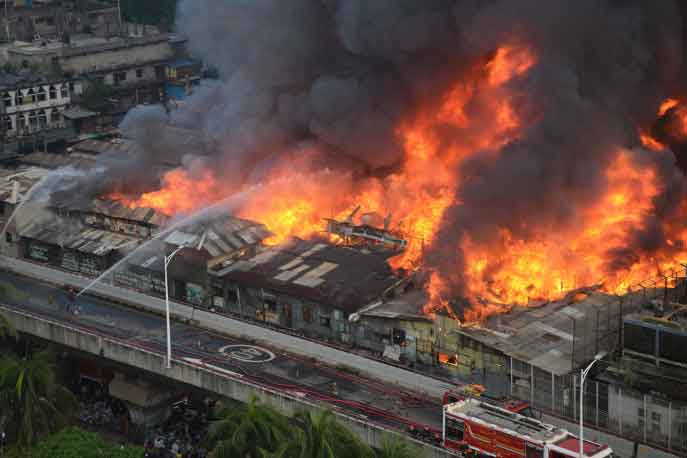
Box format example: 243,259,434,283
579,351,607,457
164,243,188,369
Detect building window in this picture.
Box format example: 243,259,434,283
302,306,313,323
24,89,35,104
38,111,47,128
156,65,166,81
17,114,26,129
445,418,464,442
226,288,238,304
114,71,127,85
49,85,57,100
136,68,144,78
319,314,331,328
36,87,47,102
60,85,69,98
3,92,12,108
28,111,38,129
4,116,12,131
14,93,21,106
50,109,61,124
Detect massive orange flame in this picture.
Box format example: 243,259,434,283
115,168,229,216
112,44,687,322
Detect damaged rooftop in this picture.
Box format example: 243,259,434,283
221,239,405,315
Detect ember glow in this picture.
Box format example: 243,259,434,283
658,98,680,117
112,39,687,322
639,130,666,151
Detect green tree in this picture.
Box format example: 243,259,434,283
121,0,177,29
0,350,78,455
0,311,15,340
0,280,28,304
80,80,113,112
290,410,374,458
32,427,143,458
375,434,420,458
206,397,291,458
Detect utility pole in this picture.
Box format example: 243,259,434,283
115,0,123,36
4,0,9,43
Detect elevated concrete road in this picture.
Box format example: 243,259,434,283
0,303,455,457
0,255,455,399
0,268,441,429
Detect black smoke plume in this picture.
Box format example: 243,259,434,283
41,0,687,305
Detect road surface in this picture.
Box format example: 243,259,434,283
0,266,444,434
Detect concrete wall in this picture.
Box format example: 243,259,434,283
60,41,172,74
0,304,456,458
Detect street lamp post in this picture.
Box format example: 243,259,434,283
164,244,187,369
579,352,607,458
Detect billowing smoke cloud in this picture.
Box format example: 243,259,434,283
35,0,687,307
425,0,686,299
132,0,685,296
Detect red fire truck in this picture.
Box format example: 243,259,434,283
443,385,534,417
443,398,614,458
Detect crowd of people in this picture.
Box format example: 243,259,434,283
76,378,127,431
143,399,211,458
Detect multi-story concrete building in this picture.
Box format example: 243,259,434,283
0,1,120,43
3,31,173,130
0,73,83,153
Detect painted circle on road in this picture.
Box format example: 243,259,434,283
218,344,275,363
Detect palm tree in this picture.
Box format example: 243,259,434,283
376,434,420,458
291,409,374,458
0,350,78,455
206,397,291,458
0,311,15,340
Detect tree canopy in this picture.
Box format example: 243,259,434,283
121,0,177,29
32,427,143,458
0,350,78,453
0,311,15,340
206,398,417,458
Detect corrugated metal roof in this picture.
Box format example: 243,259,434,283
18,213,140,256
18,152,97,170
162,215,271,259
221,239,400,313
80,198,168,226
72,139,137,157
62,106,98,120
455,290,622,375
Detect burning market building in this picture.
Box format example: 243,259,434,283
215,238,413,346
0,164,167,275
122,215,272,306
